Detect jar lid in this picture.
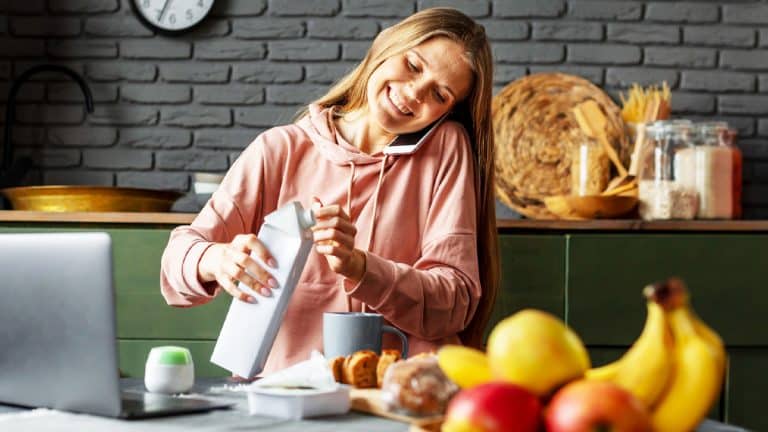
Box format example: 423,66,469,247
653,119,693,127
668,122,692,134
148,346,192,365
645,122,666,139
697,121,729,133
695,121,730,145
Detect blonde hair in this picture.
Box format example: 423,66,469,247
304,8,499,348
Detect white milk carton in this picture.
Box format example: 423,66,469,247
211,201,316,378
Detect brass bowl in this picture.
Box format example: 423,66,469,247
1,186,183,212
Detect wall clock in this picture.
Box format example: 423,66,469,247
132,0,215,34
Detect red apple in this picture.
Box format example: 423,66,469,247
443,382,541,432
545,380,651,432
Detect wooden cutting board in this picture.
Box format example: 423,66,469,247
349,388,444,431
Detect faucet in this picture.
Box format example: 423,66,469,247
1,64,94,188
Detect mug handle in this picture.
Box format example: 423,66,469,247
382,325,409,359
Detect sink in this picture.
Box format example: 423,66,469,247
0,186,183,212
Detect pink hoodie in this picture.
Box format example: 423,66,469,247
160,104,481,373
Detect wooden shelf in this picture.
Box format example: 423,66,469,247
0,211,765,232
497,218,768,231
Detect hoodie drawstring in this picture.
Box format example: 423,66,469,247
360,155,388,313
344,161,356,312
365,156,387,260
341,155,389,314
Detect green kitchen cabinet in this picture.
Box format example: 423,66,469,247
724,348,768,431
485,235,566,341
566,234,768,347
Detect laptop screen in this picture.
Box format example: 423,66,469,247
0,232,122,417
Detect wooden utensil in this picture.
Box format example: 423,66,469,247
573,100,628,179
628,96,659,176
605,172,635,193
601,178,638,197
628,123,647,176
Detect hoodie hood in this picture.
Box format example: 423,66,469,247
297,104,395,167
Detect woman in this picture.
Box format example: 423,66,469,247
161,7,499,374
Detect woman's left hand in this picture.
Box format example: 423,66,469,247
311,198,366,282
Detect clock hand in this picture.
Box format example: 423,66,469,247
157,0,174,23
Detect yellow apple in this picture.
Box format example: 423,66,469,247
487,309,590,396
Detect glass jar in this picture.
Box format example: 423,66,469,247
675,122,742,219
724,127,743,219
638,121,699,220
571,139,609,196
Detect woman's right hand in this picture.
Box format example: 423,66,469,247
197,234,278,303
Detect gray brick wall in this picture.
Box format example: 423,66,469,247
1,0,767,217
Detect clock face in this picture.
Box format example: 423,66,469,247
133,0,215,32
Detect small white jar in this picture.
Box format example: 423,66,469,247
144,346,195,394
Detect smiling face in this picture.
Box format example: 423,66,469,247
366,36,474,137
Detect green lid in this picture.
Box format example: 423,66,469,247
154,346,192,365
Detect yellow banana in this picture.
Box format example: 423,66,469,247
651,307,725,432
584,299,674,409
436,345,492,389
690,311,727,374
658,278,727,377
584,358,622,381
612,300,675,409
649,279,726,432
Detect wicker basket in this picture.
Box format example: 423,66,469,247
493,73,629,219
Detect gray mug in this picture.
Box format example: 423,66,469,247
323,312,409,359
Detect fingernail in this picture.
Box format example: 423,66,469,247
268,258,278,268
260,288,272,297
248,296,258,304
268,278,278,288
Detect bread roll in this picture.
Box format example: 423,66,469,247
376,349,402,388
342,350,379,388
328,356,345,384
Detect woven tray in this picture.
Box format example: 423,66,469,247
493,73,629,219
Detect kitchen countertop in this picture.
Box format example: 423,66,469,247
0,378,409,432
1,210,767,232
0,378,747,432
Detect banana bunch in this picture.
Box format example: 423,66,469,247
585,278,726,431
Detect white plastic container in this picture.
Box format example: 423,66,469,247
144,346,195,394
247,386,350,419
210,201,316,378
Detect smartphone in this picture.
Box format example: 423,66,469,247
383,113,449,155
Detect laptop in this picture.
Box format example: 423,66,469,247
0,232,231,419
